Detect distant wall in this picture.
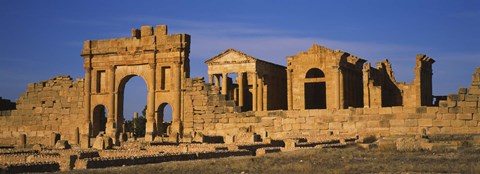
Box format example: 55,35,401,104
186,68,480,140
0,76,84,146
0,97,15,112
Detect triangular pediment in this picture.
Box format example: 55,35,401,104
205,49,257,65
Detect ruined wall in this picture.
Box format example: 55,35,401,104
363,55,435,108
0,76,84,146
403,54,435,107
363,60,403,107
182,77,239,136
187,68,479,140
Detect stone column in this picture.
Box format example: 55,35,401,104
171,62,182,137
287,69,293,110
222,73,228,95
252,73,257,111
208,74,214,84
258,76,264,111
238,72,244,107
145,63,156,141
334,66,341,109
214,74,220,88
82,67,92,148
106,66,116,140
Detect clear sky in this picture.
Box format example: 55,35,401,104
1,1,479,120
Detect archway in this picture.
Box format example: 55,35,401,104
156,103,173,136
118,75,148,137
304,68,327,109
92,105,107,137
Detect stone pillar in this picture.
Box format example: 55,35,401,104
222,73,228,95
238,72,244,107
145,63,156,141
171,62,182,137
82,67,92,148
252,73,257,111
133,112,138,138
263,78,267,111
20,134,26,148
208,74,214,84
106,66,116,141
287,69,292,110
339,69,344,109
258,76,264,111
75,127,80,145
214,75,220,88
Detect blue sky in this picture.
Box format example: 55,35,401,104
1,1,479,119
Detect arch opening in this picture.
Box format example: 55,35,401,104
156,103,173,136
304,68,327,109
306,68,325,78
92,105,107,137
118,75,148,137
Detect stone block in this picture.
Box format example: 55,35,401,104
318,123,329,130
379,108,392,114
438,100,448,107
465,95,479,102
292,123,301,130
354,122,366,130
447,101,457,107
432,120,451,127
395,137,423,151
448,94,459,101
458,88,468,94
442,114,456,120
451,120,465,127
448,107,462,114
467,120,478,127
377,138,396,151
470,87,480,94
438,107,449,114
389,119,405,127
418,119,433,127
405,119,418,127
366,121,380,128
416,107,427,114
459,101,478,107
457,114,473,120
283,118,295,124
463,107,477,114
295,118,306,124
328,122,342,130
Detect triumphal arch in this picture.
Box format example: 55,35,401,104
80,25,190,147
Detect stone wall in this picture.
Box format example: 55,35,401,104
0,76,84,146
74,150,252,169
186,68,480,140
363,55,435,108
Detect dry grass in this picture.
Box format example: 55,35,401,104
62,146,480,174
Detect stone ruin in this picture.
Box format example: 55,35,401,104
0,24,479,172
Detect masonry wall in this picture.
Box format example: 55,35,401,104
187,68,480,140
0,76,84,146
